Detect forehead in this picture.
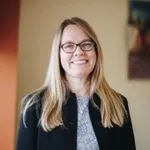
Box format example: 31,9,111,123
61,25,89,44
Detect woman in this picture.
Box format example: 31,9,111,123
16,17,136,150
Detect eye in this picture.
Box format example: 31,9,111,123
63,43,75,49
81,41,93,50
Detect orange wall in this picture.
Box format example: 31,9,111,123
0,0,20,150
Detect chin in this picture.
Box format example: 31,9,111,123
70,72,89,78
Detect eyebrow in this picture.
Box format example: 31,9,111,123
61,38,91,45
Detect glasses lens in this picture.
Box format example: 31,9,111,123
81,41,94,51
62,43,75,53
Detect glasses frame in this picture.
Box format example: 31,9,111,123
60,40,95,53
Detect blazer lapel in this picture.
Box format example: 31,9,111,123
62,92,78,150
89,94,102,149
89,93,119,150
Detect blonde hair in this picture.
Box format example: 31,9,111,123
22,17,127,132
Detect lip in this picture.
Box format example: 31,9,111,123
71,59,88,63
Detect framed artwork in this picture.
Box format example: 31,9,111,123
128,0,150,79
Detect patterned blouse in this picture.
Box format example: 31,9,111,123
77,96,99,150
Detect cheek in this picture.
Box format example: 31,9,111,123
60,51,70,69
90,51,97,66
60,52,65,69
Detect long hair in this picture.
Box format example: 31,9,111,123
22,17,127,131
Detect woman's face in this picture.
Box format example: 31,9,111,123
60,25,96,79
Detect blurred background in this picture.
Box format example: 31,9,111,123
0,0,19,150
0,0,150,150
128,0,150,78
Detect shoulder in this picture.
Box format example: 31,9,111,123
22,87,47,110
118,94,133,125
16,88,47,150
21,87,47,122
119,94,130,111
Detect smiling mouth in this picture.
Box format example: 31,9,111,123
71,60,88,64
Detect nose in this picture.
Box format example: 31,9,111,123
73,45,84,56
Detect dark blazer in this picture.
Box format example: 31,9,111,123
16,92,136,150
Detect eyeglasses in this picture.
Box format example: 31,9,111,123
60,40,95,53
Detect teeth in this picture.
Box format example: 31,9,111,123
72,60,87,64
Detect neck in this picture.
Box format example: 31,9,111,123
66,75,90,97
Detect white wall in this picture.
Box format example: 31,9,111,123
18,0,150,149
